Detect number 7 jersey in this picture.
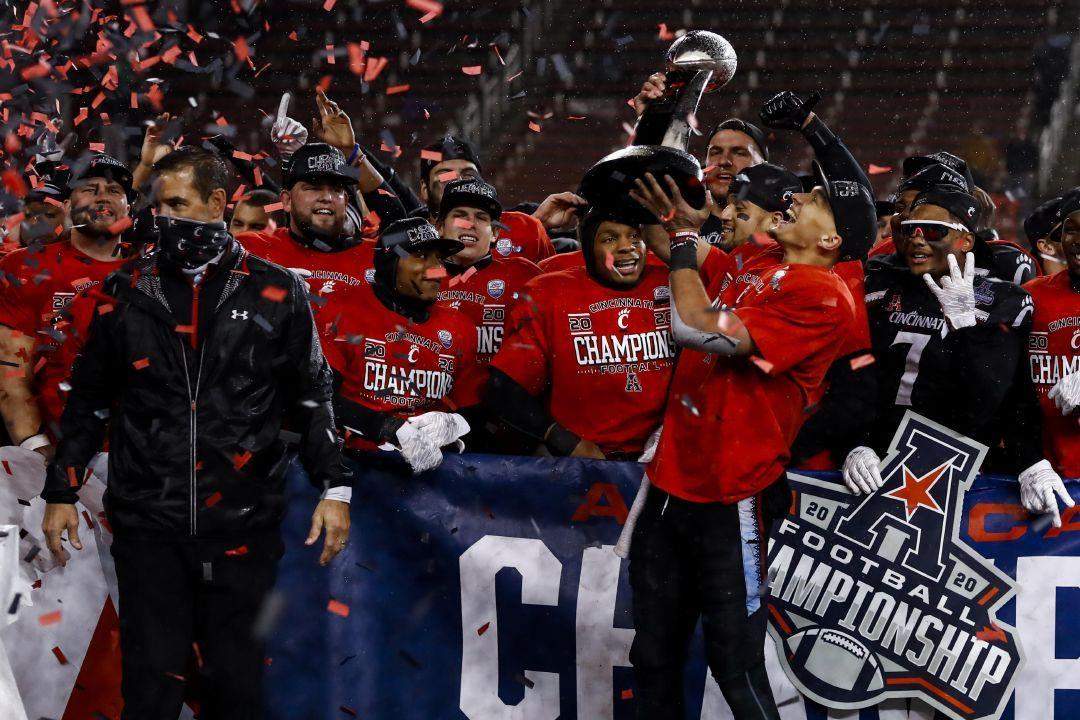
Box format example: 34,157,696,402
863,253,1033,451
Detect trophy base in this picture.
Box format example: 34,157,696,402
577,145,706,226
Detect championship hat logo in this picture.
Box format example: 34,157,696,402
486,279,505,299
495,237,513,256
767,412,1023,720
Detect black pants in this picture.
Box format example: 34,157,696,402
110,532,283,720
628,477,789,720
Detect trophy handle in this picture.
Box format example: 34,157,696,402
632,67,715,150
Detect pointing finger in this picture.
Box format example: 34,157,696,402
277,92,291,123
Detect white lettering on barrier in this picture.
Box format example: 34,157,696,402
1015,556,1080,720
575,546,634,719
459,536,562,719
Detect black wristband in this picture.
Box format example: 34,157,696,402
545,423,581,456
669,232,699,271
801,115,838,152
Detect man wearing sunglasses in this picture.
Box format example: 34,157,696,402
842,185,1034,495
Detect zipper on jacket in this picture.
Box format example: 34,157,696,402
189,278,201,350
177,338,206,536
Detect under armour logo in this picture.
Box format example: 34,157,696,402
231,310,249,320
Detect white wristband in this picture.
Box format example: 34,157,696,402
19,433,50,451
321,486,352,504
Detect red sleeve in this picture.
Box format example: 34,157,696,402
489,280,550,395
504,212,555,263
834,260,871,355
738,271,853,377
446,315,486,409
699,246,732,291
0,251,42,334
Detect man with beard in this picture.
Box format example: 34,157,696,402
41,144,350,720
0,154,132,456
842,186,1034,496
623,90,872,719
1010,187,1080,527
434,178,540,362
324,217,484,473
489,206,676,460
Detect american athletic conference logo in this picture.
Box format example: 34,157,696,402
767,412,1022,720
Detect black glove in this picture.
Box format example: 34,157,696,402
759,91,821,131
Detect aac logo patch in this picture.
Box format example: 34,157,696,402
767,412,1022,720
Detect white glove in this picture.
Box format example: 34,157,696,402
271,93,308,159
1019,459,1074,527
1049,371,1080,416
397,435,444,474
637,426,662,463
403,411,470,451
842,446,885,495
923,252,977,330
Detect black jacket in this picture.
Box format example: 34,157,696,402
43,241,348,539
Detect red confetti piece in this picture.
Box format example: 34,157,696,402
436,170,459,183
97,303,114,315
386,84,410,95
132,357,150,370
232,36,250,63
186,24,203,44
67,466,78,488
38,610,62,627
528,121,541,133
621,689,634,700
261,285,287,302
477,622,490,636
327,599,350,617
406,0,443,16
425,267,447,279
452,218,474,229
420,149,443,162
174,324,194,335
107,217,133,235
849,353,876,370
232,451,252,470
89,142,105,152
205,491,222,508
658,23,675,41
419,9,439,23
288,31,298,42
362,57,387,82
347,42,367,75
261,201,284,213
749,356,775,374
461,65,482,76
868,164,893,175
323,0,337,9
325,44,335,64
51,646,68,665
225,545,249,557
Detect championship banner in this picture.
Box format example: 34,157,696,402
264,424,1080,720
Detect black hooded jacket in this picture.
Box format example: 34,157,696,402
43,241,348,539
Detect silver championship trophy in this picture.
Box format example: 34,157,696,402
578,31,737,223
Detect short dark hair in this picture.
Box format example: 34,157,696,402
153,145,230,201
237,188,279,208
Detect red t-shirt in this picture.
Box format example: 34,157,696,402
238,228,375,339
0,241,124,429
436,256,541,362
1023,271,1080,478
647,244,857,503
494,211,555,263
323,281,485,448
491,265,676,456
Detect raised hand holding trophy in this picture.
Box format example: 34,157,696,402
578,31,738,224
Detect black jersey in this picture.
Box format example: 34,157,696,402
862,253,1033,451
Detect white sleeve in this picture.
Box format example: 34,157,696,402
670,300,740,355
321,486,353,504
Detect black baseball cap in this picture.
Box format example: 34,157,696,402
69,153,133,197
709,118,769,161
1024,196,1062,242
901,151,974,193
1048,186,1080,240
898,162,970,195
910,187,980,232
419,135,483,184
378,216,464,259
728,163,800,213
810,160,876,261
282,143,358,188
437,178,502,221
